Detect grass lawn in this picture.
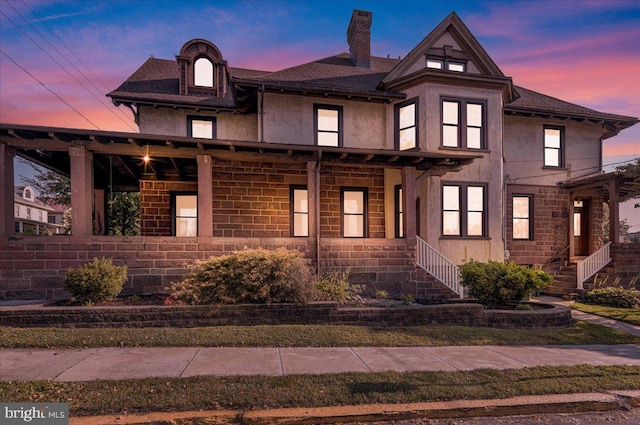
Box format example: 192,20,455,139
1,321,639,348
2,365,639,416
572,303,640,326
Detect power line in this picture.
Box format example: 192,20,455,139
0,49,100,130
511,158,638,182
1,7,137,131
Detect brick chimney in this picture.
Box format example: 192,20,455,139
347,10,372,68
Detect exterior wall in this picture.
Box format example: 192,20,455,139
262,93,389,148
506,184,569,265
0,235,446,301
140,180,198,236
611,243,640,287
137,106,258,141
504,115,602,186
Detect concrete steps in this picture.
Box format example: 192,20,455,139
541,264,579,299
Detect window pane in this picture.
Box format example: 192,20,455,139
344,215,364,237
426,60,443,69
545,129,561,148
574,212,581,236
447,63,465,72
513,218,530,239
176,195,197,216
399,128,416,150
317,132,339,146
443,125,458,147
293,189,308,213
467,211,483,236
398,188,403,213
176,217,197,237
443,211,460,235
294,214,309,237
467,186,484,211
545,148,559,166
467,127,481,149
513,197,529,218
192,120,213,138
467,103,482,127
343,191,364,214
442,186,459,210
317,109,338,131
399,104,415,129
443,101,458,124
194,58,213,87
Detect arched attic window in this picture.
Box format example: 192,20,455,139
194,57,214,87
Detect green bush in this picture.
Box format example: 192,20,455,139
171,248,314,305
314,268,364,304
583,286,640,308
64,257,127,304
459,260,552,308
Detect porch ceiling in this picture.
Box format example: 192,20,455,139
1,123,479,191
558,172,639,202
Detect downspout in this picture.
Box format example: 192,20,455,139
315,152,322,274
259,83,265,142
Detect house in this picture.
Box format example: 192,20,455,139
13,186,66,235
0,10,638,300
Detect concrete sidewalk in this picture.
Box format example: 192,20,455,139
2,344,640,382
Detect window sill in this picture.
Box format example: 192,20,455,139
440,236,491,240
542,166,568,170
439,147,491,153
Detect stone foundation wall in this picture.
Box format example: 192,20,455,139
0,235,451,301
611,243,640,287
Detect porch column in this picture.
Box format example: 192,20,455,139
69,145,93,236
0,144,15,236
307,161,318,241
608,178,620,244
197,154,213,237
401,166,417,241
569,192,576,259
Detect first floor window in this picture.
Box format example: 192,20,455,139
341,188,367,238
291,186,309,237
315,104,342,147
395,185,404,238
513,195,533,240
173,194,197,236
188,116,216,139
544,126,564,167
395,99,418,150
442,183,487,237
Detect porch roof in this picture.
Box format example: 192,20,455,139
558,171,639,202
1,123,479,191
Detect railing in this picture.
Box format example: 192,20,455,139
416,236,463,298
577,242,612,289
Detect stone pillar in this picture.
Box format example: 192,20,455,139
307,161,318,241
569,192,575,260
608,178,620,244
69,145,93,236
0,144,15,236
197,154,213,237
401,166,417,241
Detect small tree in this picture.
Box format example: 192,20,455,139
108,192,140,236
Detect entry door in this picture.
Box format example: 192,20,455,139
573,200,589,256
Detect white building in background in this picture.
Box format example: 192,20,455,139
14,186,66,235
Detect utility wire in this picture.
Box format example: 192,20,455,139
1,8,137,131
511,158,638,182
1,49,100,130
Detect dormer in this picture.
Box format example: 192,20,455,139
176,39,228,98
22,186,35,201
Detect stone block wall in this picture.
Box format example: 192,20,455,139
506,184,569,265
611,243,640,287
140,180,198,235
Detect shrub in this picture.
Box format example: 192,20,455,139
171,248,314,305
459,260,552,308
373,290,388,299
313,268,364,304
583,286,640,308
64,257,127,304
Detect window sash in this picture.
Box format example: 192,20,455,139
315,105,342,147
544,127,564,167
194,57,214,87
512,196,533,240
174,194,197,237
442,184,486,237
291,187,309,237
395,185,404,238
396,101,418,150
441,99,485,149
188,116,216,139
342,188,366,238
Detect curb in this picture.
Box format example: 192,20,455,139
70,390,640,424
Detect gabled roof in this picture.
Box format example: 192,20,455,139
382,12,504,86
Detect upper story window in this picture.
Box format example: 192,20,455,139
194,57,214,87
341,187,367,238
188,116,216,139
291,186,309,237
513,195,533,240
442,99,485,150
427,58,466,72
544,126,564,167
395,99,418,150
26,208,31,219
315,104,343,147
14,206,19,217
442,183,487,238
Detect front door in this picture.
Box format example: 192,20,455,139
573,200,590,256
